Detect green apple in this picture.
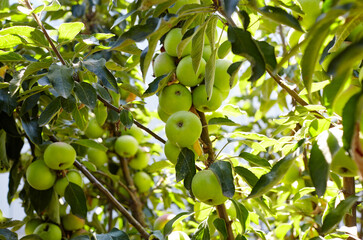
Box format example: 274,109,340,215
164,140,182,164
168,231,190,240
202,45,212,61
133,171,153,193
54,170,83,196
214,59,235,93
26,160,56,190
205,112,224,134
34,223,62,240
115,135,139,158
153,52,176,77
218,41,231,59
129,147,150,170
85,117,105,139
330,148,359,177
176,55,206,87
62,213,85,231
121,124,144,143
44,142,76,170
158,84,192,115
25,218,42,235
153,213,175,230
165,111,202,147
87,148,108,168
71,229,89,238
164,28,192,57
169,0,200,14
192,85,224,112
191,169,228,206
158,105,171,122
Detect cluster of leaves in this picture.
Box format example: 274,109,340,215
0,0,363,239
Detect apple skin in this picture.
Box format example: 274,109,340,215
191,169,228,206
158,105,171,122
176,55,206,87
153,213,175,231
164,28,192,57
121,124,144,143
330,148,359,177
169,0,200,14
133,171,153,193
214,59,235,93
114,135,139,158
129,147,150,170
159,84,192,115
165,111,202,147
218,41,231,59
164,140,182,165
44,142,76,170
153,52,176,77
202,45,212,61
168,231,190,240
25,218,43,235
62,213,85,231
33,223,62,240
26,160,56,190
192,85,224,112
87,148,108,168
54,170,83,196
85,118,105,139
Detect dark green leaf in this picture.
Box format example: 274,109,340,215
209,161,235,198
231,199,249,233
0,89,17,115
213,218,227,240
259,6,303,31
48,64,74,99
309,141,329,197
29,187,53,214
238,10,250,30
0,229,17,240
143,73,172,97
96,228,129,240
234,166,258,187
176,148,196,191
95,83,112,102
22,61,52,81
74,82,97,109
228,27,265,82
227,61,242,88
238,152,271,168
0,130,9,170
21,117,42,145
38,97,62,126
220,0,239,18
342,93,362,151
208,117,239,126
111,10,136,29
164,212,190,236
257,41,277,70
7,162,22,204
0,50,25,61
20,235,44,240
64,182,87,219
83,58,118,93
61,95,76,113
193,222,210,240
0,218,22,229
119,109,133,129
20,93,40,115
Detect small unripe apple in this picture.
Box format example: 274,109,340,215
176,55,206,87
158,84,192,115
218,41,231,59
202,45,212,61
153,213,175,231
330,148,359,177
165,111,202,147
133,171,153,193
158,105,171,122
121,124,144,143
44,142,76,170
168,0,200,14
34,223,62,240
192,85,224,112
214,59,235,93
25,218,42,235
26,160,56,190
153,52,176,77
168,231,190,240
54,170,83,196
85,117,105,139
164,140,196,164
129,147,150,170
62,213,85,231
164,28,192,57
87,148,108,168
115,135,139,158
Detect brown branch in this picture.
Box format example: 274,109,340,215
196,110,215,167
343,177,356,227
216,204,234,240
73,160,150,239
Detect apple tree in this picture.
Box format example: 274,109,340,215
0,0,363,239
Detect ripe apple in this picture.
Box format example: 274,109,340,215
85,117,105,139
133,171,153,193
165,111,202,147
129,147,150,170
153,213,175,230
115,135,139,158
54,170,83,196
205,112,224,134
153,52,176,77
176,55,206,87
62,213,85,231
164,28,192,57
168,231,190,240
192,85,224,112
44,142,76,170
87,147,108,168
168,0,200,14
158,84,192,115
191,169,228,205
330,148,359,177
25,218,42,235
158,105,171,122
33,223,62,240
214,59,235,93
26,160,56,190
121,124,144,143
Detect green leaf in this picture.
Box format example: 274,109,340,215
238,152,271,168
0,130,9,171
257,41,277,70
83,58,118,93
22,61,52,81
0,89,17,116
213,218,227,240
21,117,42,145
32,0,61,14
111,10,136,29
191,24,207,74
142,73,172,97
342,93,362,151
58,22,84,43
120,109,133,129
308,141,329,197
220,0,239,18
193,222,210,240
208,117,239,126
61,95,76,113
146,160,172,173
48,64,74,98
0,35,23,48
73,139,108,152
234,166,258,187
209,161,235,198
175,148,196,191
205,15,218,49
308,119,331,138
72,105,87,131
20,235,43,240
259,6,303,31
230,199,249,233
205,49,217,100
164,212,190,236
0,229,17,240
74,82,97,109
38,97,62,126
228,27,265,82
64,182,87,219
7,161,22,204
321,195,359,234
0,50,25,61
96,228,129,240
45,190,60,224
0,26,48,47
29,187,53,214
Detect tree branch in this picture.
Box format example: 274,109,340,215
216,204,234,240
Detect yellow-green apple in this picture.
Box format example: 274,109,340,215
202,45,212,61
165,111,202,147
164,28,192,57
54,170,83,196
62,214,85,231
191,169,228,205
164,140,182,164
153,213,175,231
44,142,76,170
115,135,139,158
87,148,108,168
85,117,105,139
214,59,235,94
158,105,171,122
330,148,359,177
218,41,231,59
168,231,190,240
25,218,42,235
158,84,192,115
176,55,206,87
26,160,56,190
153,52,176,77
192,85,224,112
34,223,62,240
168,0,200,14
133,171,153,193
129,147,150,170
121,124,144,143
